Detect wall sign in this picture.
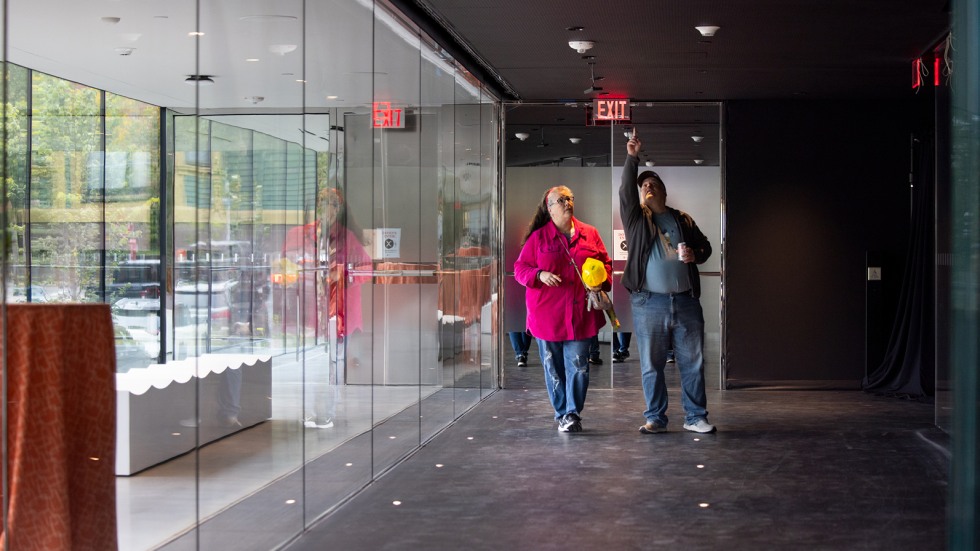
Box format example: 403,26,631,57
592,98,630,122
372,102,405,128
614,229,628,261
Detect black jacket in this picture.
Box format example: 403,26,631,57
618,154,711,297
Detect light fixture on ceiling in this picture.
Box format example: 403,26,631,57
695,25,720,37
569,137,581,144
645,161,655,167
514,132,530,141
185,74,215,86
568,40,595,54
692,135,704,143
269,44,298,56
694,158,705,165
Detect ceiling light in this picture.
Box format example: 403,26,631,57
695,25,720,37
246,58,260,62
645,161,655,167
326,95,338,100
568,40,595,54
514,132,530,141
569,137,581,144
692,135,704,143
694,158,704,165
185,75,214,86
269,44,297,55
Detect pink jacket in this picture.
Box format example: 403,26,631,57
514,217,611,342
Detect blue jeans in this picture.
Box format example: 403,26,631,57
536,338,591,419
509,331,531,357
630,291,708,425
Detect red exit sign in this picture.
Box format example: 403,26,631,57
593,98,630,122
373,102,405,128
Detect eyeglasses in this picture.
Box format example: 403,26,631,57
549,196,574,207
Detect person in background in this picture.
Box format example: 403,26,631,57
514,186,612,433
620,130,716,435
612,332,632,362
588,335,603,365
509,330,532,366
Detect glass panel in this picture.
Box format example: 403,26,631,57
105,93,161,372
5,64,30,297
30,72,102,304
420,39,457,441
452,72,484,414
302,0,374,525
481,92,499,398
370,2,423,475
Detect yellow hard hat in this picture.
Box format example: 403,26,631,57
581,258,607,287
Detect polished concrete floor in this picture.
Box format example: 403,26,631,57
285,346,948,550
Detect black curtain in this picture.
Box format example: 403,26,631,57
863,137,935,399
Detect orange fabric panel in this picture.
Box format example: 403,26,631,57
1,304,117,551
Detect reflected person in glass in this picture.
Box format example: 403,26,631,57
514,186,612,433
299,188,371,429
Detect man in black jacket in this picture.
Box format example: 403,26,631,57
619,129,716,435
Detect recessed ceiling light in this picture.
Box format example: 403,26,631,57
246,58,259,62
694,159,704,165
569,137,581,144
695,25,720,37
188,31,205,37
326,95,338,100
691,135,704,143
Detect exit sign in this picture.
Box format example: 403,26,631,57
373,102,405,128
593,98,630,122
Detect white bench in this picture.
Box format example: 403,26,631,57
115,354,272,476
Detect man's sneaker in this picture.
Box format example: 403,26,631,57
558,413,582,433
619,350,630,360
304,417,335,429
639,421,667,434
612,351,623,363
589,355,603,365
516,355,527,367
682,418,716,433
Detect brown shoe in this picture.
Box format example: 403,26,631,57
639,421,666,434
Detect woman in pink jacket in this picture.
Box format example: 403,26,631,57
514,186,612,433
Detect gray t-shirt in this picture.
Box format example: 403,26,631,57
642,211,692,294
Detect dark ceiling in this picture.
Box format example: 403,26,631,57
410,0,950,167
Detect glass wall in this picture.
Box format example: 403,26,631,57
1,0,501,549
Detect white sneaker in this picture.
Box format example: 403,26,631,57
303,417,334,429
682,418,716,433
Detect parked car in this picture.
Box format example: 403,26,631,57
174,280,238,338
114,324,155,373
